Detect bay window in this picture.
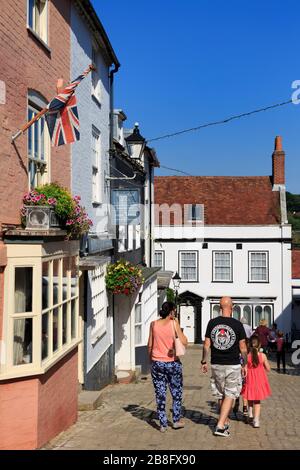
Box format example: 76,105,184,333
210,302,273,327
1,244,80,380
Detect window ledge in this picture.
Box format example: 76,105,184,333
27,26,51,54
0,339,81,381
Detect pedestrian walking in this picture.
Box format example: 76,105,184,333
241,317,253,339
268,323,278,354
147,301,188,433
242,334,271,428
201,296,248,437
276,331,286,373
255,319,270,354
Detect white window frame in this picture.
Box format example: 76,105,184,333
92,127,101,204
187,204,202,221
213,251,233,282
248,251,269,283
0,248,80,381
134,303,143,346
27,0,49,45
28,97,50,189
154,250,164,269
90,266,107,345
179,251,198,282
91,45,101,103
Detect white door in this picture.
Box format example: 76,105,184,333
180,305,195,343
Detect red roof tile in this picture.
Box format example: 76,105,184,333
154,176,280,225
292,250,300,279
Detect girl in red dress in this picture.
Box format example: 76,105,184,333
242,335,271,428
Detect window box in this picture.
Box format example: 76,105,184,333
25,206,61,230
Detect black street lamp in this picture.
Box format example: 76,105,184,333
125,123,146,160
172,272,181,307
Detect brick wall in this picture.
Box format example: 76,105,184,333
0,0,71,228
0,348,78,450
37,348,78,448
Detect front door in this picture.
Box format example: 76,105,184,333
180,305,195,343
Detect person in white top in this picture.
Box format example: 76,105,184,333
241,317,253,339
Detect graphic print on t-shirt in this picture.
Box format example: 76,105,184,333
211,324,236,350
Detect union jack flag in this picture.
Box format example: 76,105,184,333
45,65,93,146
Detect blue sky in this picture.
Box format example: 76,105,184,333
93,0,300,192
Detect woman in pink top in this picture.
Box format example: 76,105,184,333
147,302,188,432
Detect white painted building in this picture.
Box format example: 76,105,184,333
111,115,160,376
154,137,292,342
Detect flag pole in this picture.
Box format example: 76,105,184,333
11,64,95,143
12,108,48,142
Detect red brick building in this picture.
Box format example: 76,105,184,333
0,0,79,449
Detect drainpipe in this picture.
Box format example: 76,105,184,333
149,164,153,266
109,63,120,154
109,63,119,378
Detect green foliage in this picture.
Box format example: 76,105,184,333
286,192,300,234
166,287,175,303
36,183,74,220
286,192,300,213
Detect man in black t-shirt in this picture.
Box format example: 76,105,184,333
201,296,247,437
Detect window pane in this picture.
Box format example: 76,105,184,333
42,312,49,360
232,305,241,321
53,307,59,351
13,318,33,365
62,303,67,345
135,325,142,344
53,259,60,305
70,257,77,297
263,306,272,327
242,305,252,325
71,300,76,339
154,252,163,267
255,305,263,326
28,0,34,27
135,304,142,323
212,305,220,318
42,262,49,310
62,258,69,301
15,267,33,313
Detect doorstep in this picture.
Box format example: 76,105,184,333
78,390,103,411
116,370,136,384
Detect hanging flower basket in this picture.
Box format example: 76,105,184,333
105,260,144,296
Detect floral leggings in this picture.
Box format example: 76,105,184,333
151,360,183,427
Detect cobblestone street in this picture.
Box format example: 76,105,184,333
45,346,300,451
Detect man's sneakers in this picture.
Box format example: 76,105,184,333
253,419,260,428
160,426,168,433
214,426,230,437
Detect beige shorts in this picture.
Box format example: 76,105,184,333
210,364,242,400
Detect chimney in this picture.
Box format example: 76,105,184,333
272,135,285,187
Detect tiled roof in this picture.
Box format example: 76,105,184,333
154,176,280,225
292,250,300,279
